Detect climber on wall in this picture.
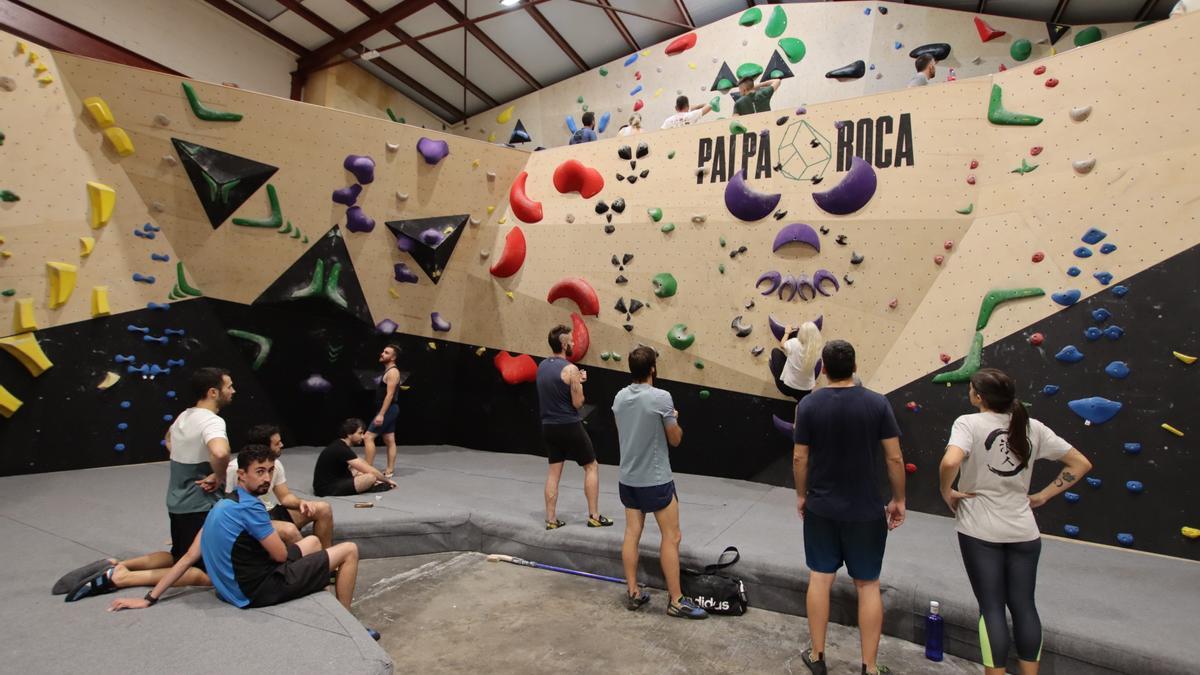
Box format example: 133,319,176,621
569,111,598,145
732,76,781,116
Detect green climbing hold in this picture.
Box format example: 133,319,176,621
976,287,1045,330
956,203,974,215
647,208,663,222
599,68,608,77
175,262,203,297
601,351,612,361
612,353,622,362
292,258,325,300
778,38,806,63
694,359,705,369
987,84,1043,126
232,184,282,228
1011,159,1039,175
729,121,748,135
735,63,764,80
577,96,584,104
1,289,15,297
667,150,676,159
708,96,721,113
0,190,18,202
719,236,726,247
661,223,676,233
226,329,272,370
277,220,293,234
652,272,678,298
932,332,983,384
739,7,762,26
582,104,588,113
1074,26,1101,47
668,324,695,350
1010,38,1032,62
289,227,301,240
764,5,787,38
302,236,309,244
699,390,710,400
324,262,348,308
718,264,725,274
181,81,243,122
386,108,405,124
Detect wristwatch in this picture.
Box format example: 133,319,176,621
144,591,158,606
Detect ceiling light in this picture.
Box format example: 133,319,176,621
500,0,521,6
360,49,381,60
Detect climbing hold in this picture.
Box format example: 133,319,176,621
489,226,526,278
102,127,135,156
386,142,399,153
508,172,543,224
416,137,450,165
1111,285,1129,297
632,99,644,112
44,262,77,309
756,271,782,296
940,353,952,364
1081,227,1107,244
1063,525,1080,537
496,106,514,124
232,184,282,229
825,60,866,80
1063,491,1079,503
664,32,697,56
647,208,663,222
0,332,54,376
1055,346,1084,363
1029,333,1045,346
850,252,864,265
1051,289,1081,306
343,154,375,184
1010,39,1032,61
547,277,600,316
494,352,537,385
729,120,748,135
1073,247,1093,258
332,184,362,207
778,38,806,65
1044,77,1059,88
1042,384,1060,396
1161,423,1184,437
987,84,1043,126
1030,146,1044,157
78,236,96,258
1099,243,1116,254
1173,351,1197,365
725,170,782,222
1072,158,1096,174
1068,397,1122,425
691,215,706,224
932,332,983,384
1031,252,1044,263
909,43,951,60
956,203,974,215
967,175,977,185
975,287,1045,330
1074,26,1101,47
1116,533,1135,547
624,53,638,67
772,223,821,253
730,315,753,338
1011,159,1038,175
1105,361,1130,379
1069,106,1092,122
181,82,243,122
813,270,839,296
1093,271,1113,285
1067,267,1081,277
652,273,678,299
629,85,643,96
430,312,451,332
86,182,116,229
1084,327,1103,341
763,5,787,37
668,324,695,350
934,255,945,266
739,6,762,26
552,159,604,198
1182,527,1200,539
1103,325,1124,341
974,17,1006,42
812,156,877,215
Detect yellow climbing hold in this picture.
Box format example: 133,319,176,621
475,347,486,356
102,127,135,156
97,370,121,390
87,181,115,228
388,287,400,299
472,159,480,168
505,291,514,300
79,236,95,257
1173,351,1197,365
1,251,12,258
487,132,496,143
487,205,496,214
654,88,663,97
498,216,507,225
0,332,54,376
13,298,35,333
46,261,78,309
37,75,53,85
27,50,38,63
16,41,26,54
1161,423,1184,437
427,341,437,350
83,96,116,128
34,63,47,74
640,50,650,57
91,286,111,317
496,106,514,124
0,384,22,418
1182,526,1200,539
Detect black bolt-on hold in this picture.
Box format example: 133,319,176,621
616,173,625,181
843,274,854,285
611,254,620,266
624,323,634,332
615,274,628,284
630,160,637,170
612,198,626,213
595,201,610,214
622,253,634,264
629,299,644,314
850,252,864,265
640,170,649,179
835,234,848,245
618,145,632,160
604,224,616,234
737,245,748,253
811,176,824,185
776,116,789,126
745,299,755,309
751,345,764,356
774,210,787,220
606,213,613,223
636,142,649,159
819,226,830,235
628,175,638,184
615,298,628,313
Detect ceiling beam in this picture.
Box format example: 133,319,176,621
564,0,693,30
1051,0,1071,23
341,0,498,108
592,0,638,52
976,1,987,13
199,0,309,56
526,4,588,72
435,0,541,90
672,0,694,27
298,0,435,73
1135,0,1160,21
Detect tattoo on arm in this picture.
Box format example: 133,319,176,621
1053,470,1076,488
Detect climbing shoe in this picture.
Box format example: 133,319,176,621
65,566,116,602
862,665,891,674
366,628,381,641
587,514,614,527
545,519,566,530
625,589,650,611
666,596,708,619
53,558,115,595
801,648,828,675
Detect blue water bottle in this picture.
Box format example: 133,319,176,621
925,600,944,661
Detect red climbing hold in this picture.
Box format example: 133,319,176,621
568,312,589,363
1032,251,1045,263
664,32,697,56
633,99,645,112
1030,146,1043,156
905,401,918,411
635,71,642,80
508,171,543,224
934,255,945,266
940,353,952,364
547,276,601,316
1029,332,1045,346
1045,78,1059,88
905,462,918,474
998,63,1007,72
969,159,979,169
944,240,954,250
974,16,1006,42
1033,65,1047,75
966,175,976,185
888,298,899,309
493,352,537,384
489,226,527,278
552,159,605,198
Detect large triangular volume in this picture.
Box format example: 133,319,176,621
509,119,531,144
252,225,372,324
384,214,469,285
711,61,737,91
1046,22,1070,45
760,50,795,81
171,138,278,228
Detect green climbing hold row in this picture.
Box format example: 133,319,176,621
736,62,764,80
956,203,974,215
718,264,725,274
764,5,787,39
1011,159,1038,175
1074,26,1101,47
699,390,711,400
739,7,762,26
647,208,663,222
232,184,282,228
1010,38,1032,62
987,84,1043,126
599,68,608,77
386,108,406,124
719,236,726,247
226,329,272,370
932,331,983,384
694,359,705,369
976,287,1045,330
174,262,203,298
778,38,806,63
729,120,748,135
1,289,16,297
181,82,243,122
0,190,18,202
652,272,678,298
668,323,695,350
660,223,676,233
577,96,584,104
667,150,676,159
708,96,721,113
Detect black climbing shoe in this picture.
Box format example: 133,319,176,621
624,589,650,611
801,648,827,675
587,514,613,527
545,519,566,530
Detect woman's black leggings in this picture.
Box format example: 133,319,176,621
958,532,1043,668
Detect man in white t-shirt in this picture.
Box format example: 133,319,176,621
660,95,713,130
225,424,334,547
908,54,936,88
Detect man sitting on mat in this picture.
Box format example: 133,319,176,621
108,445,370,630
613,346,707,620
313,418,396,497
225,424,335,548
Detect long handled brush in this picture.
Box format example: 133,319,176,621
486,554,627,585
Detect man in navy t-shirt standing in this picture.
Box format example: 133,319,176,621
792,340,906,675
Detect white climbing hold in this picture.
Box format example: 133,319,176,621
1070,105,1092,122
151,201,165,213
700,86,707,91
656,67,662,73
691,215,706,224
162,155,177,166
1072,158,1096,174
712,57,717,63
480,249,490,258
742,40,748,46
875,73,883,79
396,192,409,201
694,167,706,178
386,142,399,152
486,172,496,181
895,22,903,29
0,76,16,91
154,114,170,126
971,56,983,64
565,214,575,223
469,217,480,226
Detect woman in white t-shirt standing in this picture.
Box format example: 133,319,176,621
939,368,1092,675
772,322,823,401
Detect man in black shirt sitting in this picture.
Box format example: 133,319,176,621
313,419,396,497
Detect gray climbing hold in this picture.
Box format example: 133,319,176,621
479,249,490,258
386,142,399,152
566,214,575,224
0,76,15,92
1069,106,1092,122
162,155,178,166
730,315,753,337
154,114,171,126
396,192,409,201
469,217,480,226
486,172,496,181
692,215,706,223
1072,158,1096,174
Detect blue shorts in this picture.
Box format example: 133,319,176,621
803,510,887,581
619,481,676,513
368,404,399,435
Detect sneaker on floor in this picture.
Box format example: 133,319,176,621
862,665,891,674
52,558,115,595
624,589,650,611
65,566,117,602
801,648,828,675
366,628,381,641
545,519,566,530
666,596,708,619
587,514,614,527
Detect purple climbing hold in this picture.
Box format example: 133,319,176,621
796,106,807,115
1100,243,1117,254
345,206,375,233
1067,266,1081,277
812,156,877,215
1084,327,1102,341
813,269,839,296
1091,308,1111,322
1068,396,1122,424
431,312,451,332
1081,227,1107,244
769,314,823,341
1051,289,1081,306
418,227,445,246
778,275,798,302
1093,271,1113,285
756,270,782,295
393,262,418,283
1103,325,1124,340
1042,384,1060,396
772,223,821,253
725,170,782,221
1105,361,1130,379
1055,345,1084,363
795,274,816,302
417,137,450,165
376,318,398,334
1112,285,1129,297
1073,246,1093,258
343,154,376,184
301,374,333,393
332,183,362,206
396,236,416,253
772,414,794,438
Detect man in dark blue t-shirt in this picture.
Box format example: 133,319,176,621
792,340,906,675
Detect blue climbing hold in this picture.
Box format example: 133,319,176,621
1116,533,1135,546
114,443,126,452
565,116,577,133
894,41,902,49
1042,384,1060,396
1084,327,1103,341
624,53,638,66
1066,266,1081,277
864,7,871,14
1103,325,1124,340
143,223,161,232
1105,361,1131,379
1081,227,1107,244
869,63,876,70
1123,442,1141,454
1125,480,1144,494
1055,345,1084,363
1093,271,1113,285
1086,476,1103,488
629,85,642,96
116,422,128,431
1064,491,1080,503
162,414,175,422
1091,308,1111,323
1063,524,1080,537
1073,246,1093,258
1052,289,1081,306
120,400,132,409
166,390,176,399
1100,243,1117,254
1111,285,1129,297
598,111,611,133
1069,397,1122,425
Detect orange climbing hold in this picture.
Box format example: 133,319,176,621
664,32,697,56
508,171,543,224
552,159,605,198
489,226,527,278
494,352,537,384
547,277,600,316
974,16,1006,42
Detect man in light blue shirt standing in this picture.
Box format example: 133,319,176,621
612,346,707,619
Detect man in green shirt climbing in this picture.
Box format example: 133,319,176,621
733,76,782,116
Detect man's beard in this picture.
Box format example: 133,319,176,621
251,482,271,496
563,344,573,357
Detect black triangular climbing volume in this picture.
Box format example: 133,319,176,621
711,61,737,91
253,225,372,325
171,138,278,228
760,50,795,81
385,214,469,285
509,119,531,144
1046,22,1070,45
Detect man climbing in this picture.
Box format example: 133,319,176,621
364,344,401,478
732,76,781,116
908,54,937,87
313,418,396,496
569,111,599,145
660,95,713,129
537,324,612,530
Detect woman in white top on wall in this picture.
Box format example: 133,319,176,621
770,322,823,401
939,368,1092,675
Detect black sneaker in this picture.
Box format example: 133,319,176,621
666,596,708,619
862,665,891,674
801,648,827,675
624,589,650,610
65,566,116,602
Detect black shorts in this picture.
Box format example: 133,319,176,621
247,544,331,608
268,504,295,524
619,481,677,513
542,422,596,466
315,477,358,497
168,511,208,572
803,510,887,581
